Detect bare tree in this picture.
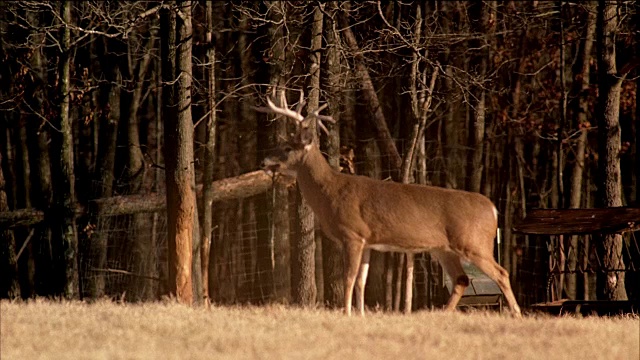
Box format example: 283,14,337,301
466,1,494,193
236,4,260,302
23,7,53,298
122,26,158,301
49,0,79,299
567,1,596,300
84,34,123,298
162,0,194,304
595,0,636,301
200,0,217,306
292,3,324,306
264,0,291,303
321,0,345,309
338,7,402,179
0,152,20,298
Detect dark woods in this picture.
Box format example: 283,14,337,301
0,1,638,309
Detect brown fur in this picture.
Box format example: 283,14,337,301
259,96,521,317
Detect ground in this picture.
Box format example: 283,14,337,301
1,300,638,359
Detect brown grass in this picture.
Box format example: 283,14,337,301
1,299,638,360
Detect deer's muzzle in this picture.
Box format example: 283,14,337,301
261,157,281,175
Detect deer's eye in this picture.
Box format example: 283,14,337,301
283,146,293,153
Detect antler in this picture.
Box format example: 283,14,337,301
254,88,336,135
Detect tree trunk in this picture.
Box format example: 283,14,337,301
556,2,568,299
501,1,534,298
162,0,194,305
292,3,323,307
567,1,596,300
15,71,34,299
0,151,20,298
237,8,259,302
51,0,79,299
265,0,291,303
23,9,53,298
595,0,627,301
556,1,567,210
466,0,492,193
439,1,463,189
125,32,156,302
321,0,344,309
637,3,640,208
84,35,122,298
338,11,402,180
200,0,217,306
400,3,439,312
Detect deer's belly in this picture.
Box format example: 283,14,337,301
366,241,449,253
366,244,423,253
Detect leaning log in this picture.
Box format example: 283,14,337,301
0,170,293,228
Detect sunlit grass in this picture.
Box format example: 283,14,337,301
1,299,638,360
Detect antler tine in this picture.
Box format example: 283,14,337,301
311,103,332,120
294,89,306,115
255,88,336,125
259,91,304,122
315,103,329,113
303,103,336,123
317,120,330,136
301,102,336,136
316,114,336,124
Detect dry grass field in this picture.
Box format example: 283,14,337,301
1,300,638,360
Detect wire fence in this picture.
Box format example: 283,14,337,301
4,143,639,310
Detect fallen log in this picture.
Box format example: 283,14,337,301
0,170,293,228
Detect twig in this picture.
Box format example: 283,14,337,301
90,268,162,281
16,229,36,260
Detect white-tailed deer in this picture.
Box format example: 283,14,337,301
257,90,522,317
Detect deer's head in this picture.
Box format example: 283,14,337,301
256,89,334,177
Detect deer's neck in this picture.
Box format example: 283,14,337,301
295,145,338,199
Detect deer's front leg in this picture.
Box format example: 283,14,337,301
355,248,371,316
343,240,365,316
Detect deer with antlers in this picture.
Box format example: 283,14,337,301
256,89,522,317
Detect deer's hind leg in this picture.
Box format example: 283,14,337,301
431,250,469,311
466,252,522,316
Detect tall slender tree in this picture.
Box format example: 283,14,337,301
50,0,79,299
322,0,345,308
292,4,323,306
0,151,20,298
567,1,596,300
466,0,493,193
200,0,217,306
265,0,291,303
595,0,630,301
162,0,194,304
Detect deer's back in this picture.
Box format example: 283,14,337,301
317,173,498,253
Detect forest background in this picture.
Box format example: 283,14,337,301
0,0,638,310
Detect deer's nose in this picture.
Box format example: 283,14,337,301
261,157,280,173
